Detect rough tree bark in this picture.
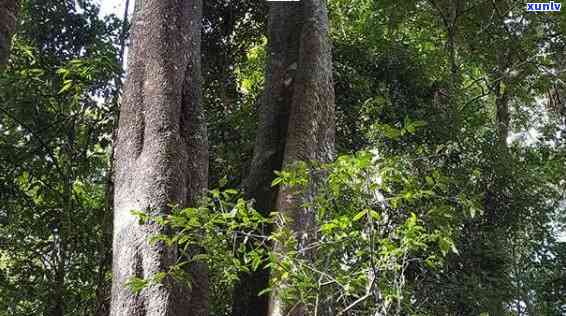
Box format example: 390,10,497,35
0,0,20,69
267,1,335,316
110,0,207,315
95,2,132,316
231,3,303,316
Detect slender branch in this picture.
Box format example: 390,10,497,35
427,0,449,30
338,275,376,316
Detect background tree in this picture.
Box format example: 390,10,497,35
0,0,565,315
266,1,335,316
0,0,20,68
230,2,301,314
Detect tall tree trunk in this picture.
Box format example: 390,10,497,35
482,87,510,315
181,0,209,313
95,3,132,315
483,61,512,315
446,0,461,139
0,0,20,69
231,4,302,315
110,0,207,315
268,1,335,316
495,80,510,152
48,244,66,316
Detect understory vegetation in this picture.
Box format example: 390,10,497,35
0,0,565,315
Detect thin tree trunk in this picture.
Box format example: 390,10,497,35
495,80,510,151
94,2,132,315
447,0,459,86
446,0,460,139
483,58,511,315
117,0,131,69
110,0,206,315
0,0,20,69
492,78,510,315
94,180,113,316
48,245,66,316
268,1,335,316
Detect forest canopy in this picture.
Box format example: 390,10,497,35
0,0,565,316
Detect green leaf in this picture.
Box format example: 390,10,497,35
369,210,381,220
353,209,368,222
258,287,272,296
126,277,149,294
58,80,74,94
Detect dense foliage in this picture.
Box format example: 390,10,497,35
0,0,564,315
0,1,122,314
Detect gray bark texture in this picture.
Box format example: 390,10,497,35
267,1,335,316
0,0,19,69
231,3,303,316
110,0,208,315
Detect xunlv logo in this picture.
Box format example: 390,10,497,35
527,2,562,11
